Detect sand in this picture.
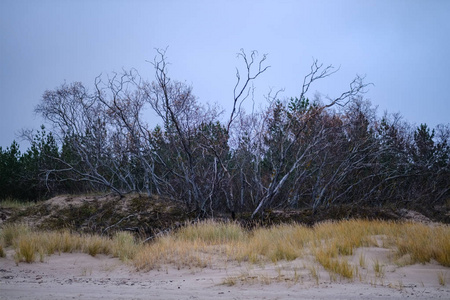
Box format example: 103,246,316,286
1,247,449,300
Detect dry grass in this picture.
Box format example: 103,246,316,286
314,246,355,280
359,252,367,268
222,268,303,286
133,221,315,271
243,224,311,263
134,220,247,271
83,235,111,257
307,264,320,285
373,259,385,278
14,233,38,263
395,223,450,266
175,220,245,244
134,234,212,271
0,198,36,209
132,219,393,278
2,218,450,285
0,223,139,263
111,231,138,261
438,271,447,286
1,223,31,247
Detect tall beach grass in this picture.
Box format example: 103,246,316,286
1,219,449,281
0,224,139,264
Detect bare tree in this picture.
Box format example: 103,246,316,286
250,61,369,218
35,82,124,194
93,69,162,196
142,49,222,215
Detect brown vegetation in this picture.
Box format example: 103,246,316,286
3,207,449,284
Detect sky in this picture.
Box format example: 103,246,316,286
1,0,449,150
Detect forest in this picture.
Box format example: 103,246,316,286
1,50,449,219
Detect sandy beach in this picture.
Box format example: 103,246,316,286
1,247,449,300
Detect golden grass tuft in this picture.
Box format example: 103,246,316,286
395,223,450,266
232,224,312,263
134,220,247,271
314,246,355,280
112,231,138,261
14,233,38,263
373,259,385,278
134,234,211,271
359,252,366,268
438,271,447,286
175,220,245,244
1,223,31,247
83,235,112,257
307,264,320,285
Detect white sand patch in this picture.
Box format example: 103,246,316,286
1,248,449,300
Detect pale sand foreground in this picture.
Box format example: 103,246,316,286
1,250,449,300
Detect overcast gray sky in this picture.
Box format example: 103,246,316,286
1,0,449,150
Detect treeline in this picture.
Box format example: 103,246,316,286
1,127,54,200
1,50,448,217
0,126,91,200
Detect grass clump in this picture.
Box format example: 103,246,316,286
236,224,311,263
438,271,447,286
14,233,38,263
0,223,138,263
222,276,237,286
135,220,247,271
36,230,82,255
134,232,214,271
307,264,320,285
373,259,385,278
1,223,31,247
112,231,138,261
176,220,245,244
83,235,112,257
314,246,355,280
359,252,366,268
133,220,246,271
395,223,450,266
313,220,380,255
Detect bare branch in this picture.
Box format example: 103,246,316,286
228,49,270,132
